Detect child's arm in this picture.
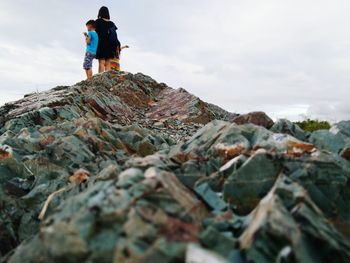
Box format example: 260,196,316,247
84,33,91,44
116,45,129,57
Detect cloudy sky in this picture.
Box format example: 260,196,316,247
1,0,350,121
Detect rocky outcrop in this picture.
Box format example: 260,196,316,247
241,175,350,263
271,118,309,141
1,72,350,263
0,72,233,142
230,111,274,129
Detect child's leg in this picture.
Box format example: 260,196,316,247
98,59,105,73
85,69,93,79
83,52,94,78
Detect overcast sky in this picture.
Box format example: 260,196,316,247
1,0,350,121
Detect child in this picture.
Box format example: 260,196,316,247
111,45,129,72
83,20,99,79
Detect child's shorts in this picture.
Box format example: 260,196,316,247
110,58,120,72
83,52,95,70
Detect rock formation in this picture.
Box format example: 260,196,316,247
0,72,350,263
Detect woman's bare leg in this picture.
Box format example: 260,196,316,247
105,59,111,71
99,59,105,73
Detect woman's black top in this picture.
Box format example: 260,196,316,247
95,18,119,59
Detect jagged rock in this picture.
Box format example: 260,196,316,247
271,118,308,141
230,111,274,129
1,72,350,262
331,120,350,138
194,182,228,212
309,129,350,157
0,72,232,139
69,169,90,184
341,147,350,161
199,226,238,258
0,116,171,256
5,170,208,263
95,164,120,181
281,151,350,236
223,151,281,214
170,121,315,179
146,88,235,124
240,175,350,263
313,121,350,161
169,120,250,165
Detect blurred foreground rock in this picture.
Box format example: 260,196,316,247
1,72,350,263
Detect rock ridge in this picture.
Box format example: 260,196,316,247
0,72,350,263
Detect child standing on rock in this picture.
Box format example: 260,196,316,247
83,20,99,79
111,45,129,72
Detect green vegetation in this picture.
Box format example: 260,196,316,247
295,119,331,132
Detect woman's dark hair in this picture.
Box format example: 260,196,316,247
98,6,110,20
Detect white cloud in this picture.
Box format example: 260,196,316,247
0,41,84,103
0,0,350,122
0,42,82,83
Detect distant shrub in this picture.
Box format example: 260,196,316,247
294,119,331,132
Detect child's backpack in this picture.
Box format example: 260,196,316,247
107,24,120,47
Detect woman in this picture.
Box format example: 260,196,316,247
95,6,120,73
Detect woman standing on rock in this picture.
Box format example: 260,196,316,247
95,6,120,73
